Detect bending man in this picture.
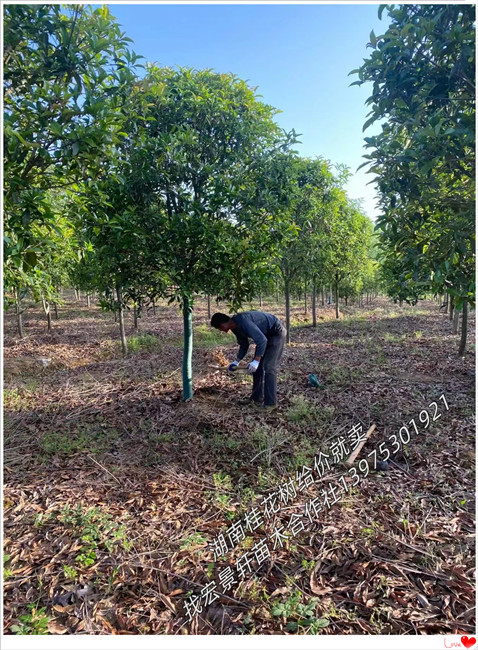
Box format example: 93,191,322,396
211,310,287,410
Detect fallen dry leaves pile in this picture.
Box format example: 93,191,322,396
3,294,475,635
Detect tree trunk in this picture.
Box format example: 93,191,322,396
86,294,91,308
458,301,468,356
444,292,449,314
259,293,263,308
54,303,59,319
345,296,348,307
449,296,454,321
321,285,325,307
334,276,339,319
42,298,52,331
116,286,127,354
75,289,79,301
182,296,193,401
452,306,460,335
15,290,24,338
207,294,211,320
152,299,157,316
312,277,317,327
399,299,403,308
304,280,308,314
275,280,279,303
133,304,138,330
285,277,291,344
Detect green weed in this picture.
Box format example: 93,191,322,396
10,605,50,635
270,590,329,634
179,532,208,551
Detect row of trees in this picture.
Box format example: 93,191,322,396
352,3,475,355
4,5,377,400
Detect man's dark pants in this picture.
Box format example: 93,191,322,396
251,325,287,406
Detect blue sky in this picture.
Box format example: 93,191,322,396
104,3,389,221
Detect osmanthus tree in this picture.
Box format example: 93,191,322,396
320,196,374,319
3,4,140,324
352,3,475,353
80,66,297,397
275,156,340,341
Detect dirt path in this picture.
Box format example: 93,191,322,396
3,295,475,635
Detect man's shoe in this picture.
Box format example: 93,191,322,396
238,396,263,406
253,403,278,412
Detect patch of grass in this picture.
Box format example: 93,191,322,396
192,323,225,348
39,504,133,570
288,437,317,471
10,605,50,635
250,425,290,466
414,330,423,339
327,365,361,386
285,396,322,424
39,424,120,457
383,332,407,343
127,333,159,352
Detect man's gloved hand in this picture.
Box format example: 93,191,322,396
247,360,260,374
228,360,240,372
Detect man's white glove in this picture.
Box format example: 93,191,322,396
247,360,260,374
228,360,240,372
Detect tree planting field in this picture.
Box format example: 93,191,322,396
3,295,475,635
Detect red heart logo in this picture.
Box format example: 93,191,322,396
461,637,476,649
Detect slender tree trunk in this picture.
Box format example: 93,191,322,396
207,294,211,320
42,298,52,331
152,299,157,316
15,290,24,338
116,286,127,354
458,301,468,356
275,280,279,303
399,299,403,308
334,276,339,319
182,296,193,401
285,276,291,344
86,294,90,308
449,296,454,321
259,293,263,308
54,303,59,319
444,292,449,314
133,304,138,330
304,280,308,314
345,296,348,307
452,306,460,335
75,289,79,301
312,277,317,327
321,285,325,307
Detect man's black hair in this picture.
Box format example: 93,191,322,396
211,312,230,328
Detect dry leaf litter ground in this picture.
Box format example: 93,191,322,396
3,294,475,635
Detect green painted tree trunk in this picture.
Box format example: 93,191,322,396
182,296,193,401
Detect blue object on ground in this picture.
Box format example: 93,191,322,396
308,373,325,389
